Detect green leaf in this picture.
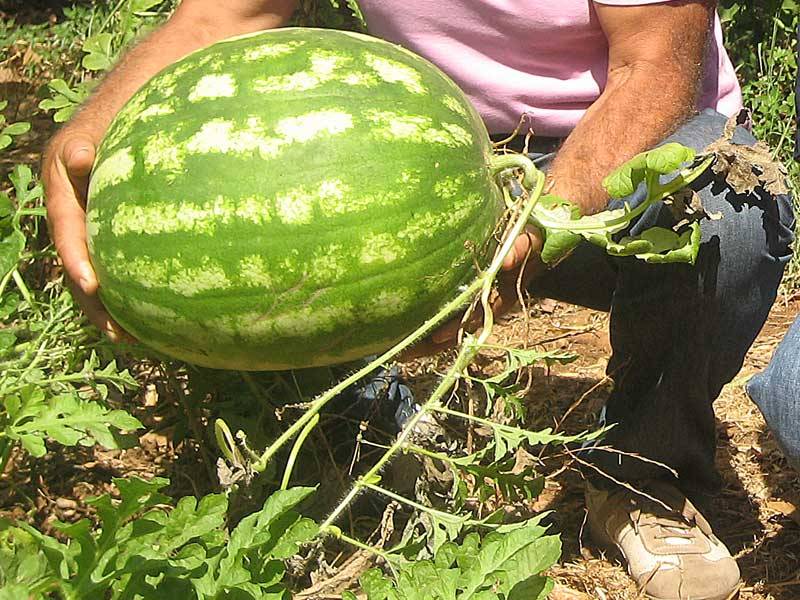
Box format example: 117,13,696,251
540,230,581,264
130,0,163,12
0,192,12,220
602,152,647,198
507,576,553,600
0,230,24,278
38,96,72,111
0,293,18,320
1,122,30,137
644,142,695,174
10,164,42,206
82,33,114,71
201,487,317,595
6,390,143,457
0,526,56,598
53,106,78,123
359,568,397,600
0,330,16,353
46,79,81,101
460,519,559,598
40,80,93,123
425,511,472,555
397,562,460,599
605,223,701,264
0,135,11,151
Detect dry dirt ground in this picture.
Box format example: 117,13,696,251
492,297,800,600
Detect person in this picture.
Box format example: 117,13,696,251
42,1,795,598
746,22,800,474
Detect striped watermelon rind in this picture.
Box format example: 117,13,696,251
86,28,505,370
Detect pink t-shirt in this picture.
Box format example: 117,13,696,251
358,0,743,136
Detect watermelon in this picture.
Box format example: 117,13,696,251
86,28,506,370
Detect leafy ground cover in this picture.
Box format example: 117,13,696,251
0,1,798,598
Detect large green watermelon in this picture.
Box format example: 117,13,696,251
86,27,505,370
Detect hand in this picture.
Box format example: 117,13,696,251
43,129,133,343
403,226,545,359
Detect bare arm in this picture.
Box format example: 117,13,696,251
461,0,716,354
547,0,715,214
65,0,297,140
43,0,297,340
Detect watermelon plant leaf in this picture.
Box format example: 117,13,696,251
0,230,24,278
82,33,115,71
540,229,581,264
644,142,696,174
0,293,18,320
3,388,143,457
602,152,648,198
530,144,712,265
0,524,58,599
0,192,12,221
356,517,560,599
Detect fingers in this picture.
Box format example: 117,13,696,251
45,162,97,295
501,226,544,271
62,135,96,194
43,132,133,344
66,278,136,344
400,311,479,360
43,133,98,292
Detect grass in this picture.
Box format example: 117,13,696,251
721,0,799,288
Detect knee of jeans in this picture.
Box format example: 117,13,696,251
697,178,796,273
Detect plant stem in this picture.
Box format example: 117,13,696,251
320,338,479,530
0,268,14,299
364,482,472,524
532,155,714,232
249,278,482,473
320,163,547,532
0,441,13,477
321,526,393,562
280,413,319,490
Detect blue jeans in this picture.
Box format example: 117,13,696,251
747,316,800,472
525,110,796,497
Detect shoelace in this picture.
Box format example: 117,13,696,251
630,502,712,547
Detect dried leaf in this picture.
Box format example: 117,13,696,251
703,112,790,196
665,188,707,224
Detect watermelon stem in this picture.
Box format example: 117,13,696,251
489,153,538,191
318,166,547,534
247,158,546,477
280,413,320,490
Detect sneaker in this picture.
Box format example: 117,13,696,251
586,480,740,600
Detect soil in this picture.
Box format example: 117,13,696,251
497,297,800,600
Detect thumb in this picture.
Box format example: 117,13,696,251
62,135,97,179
